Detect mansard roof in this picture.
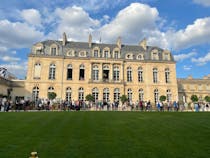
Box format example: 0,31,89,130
31,39,174,62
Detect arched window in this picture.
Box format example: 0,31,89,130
165,68,170,83
92,88,99,102
138,67,143,82
79,64,85,80
126,53,133,59
166,89,171,102
78,87,84,101
113,66,120,81
48,86,54,92
153,68,158,83
139,89,144,101
114,88,120,102
66,87,72,101
154,89,159,104
137,54,144,60
49,64,56,80
67,64,72,80
34,63,41,79
103,88,109,102
103,65,109,81
127,67,132,82
32,87,39,102
92,65,99,81
127,88,132,102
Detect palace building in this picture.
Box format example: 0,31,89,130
23,33,178,104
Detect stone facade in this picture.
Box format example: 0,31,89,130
177,75,210,103
23,34,178,104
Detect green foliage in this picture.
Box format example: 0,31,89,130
48,92,57,100
191,95,198,102
85,94,94,102
159,95,166,102
120,94,128,104
204,96,210,102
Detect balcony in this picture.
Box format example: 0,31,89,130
88,79,123,84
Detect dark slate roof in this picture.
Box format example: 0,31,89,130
32,40,175,62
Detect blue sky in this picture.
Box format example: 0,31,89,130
0,0,210,79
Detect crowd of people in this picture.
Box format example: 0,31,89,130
0,97,209,112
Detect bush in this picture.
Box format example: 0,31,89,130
48,92,57,100
204,96,210,102
191,95,198,103
159,95,166,102
120,95,128,104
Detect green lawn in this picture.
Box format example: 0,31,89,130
0,112,210,158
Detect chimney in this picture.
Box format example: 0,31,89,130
116,36,121,49
88,34,92,48
139,38,147,50
62,32,67,46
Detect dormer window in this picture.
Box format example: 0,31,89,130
94,50,99,57
163,53,170,60
114,51,119,59
35,43,44,54
51,47,57,56
103,47,110,58
92,47,100,58
66,50,75,57
104,50,109,58
137,54,144,60
36,46,42,54
152,50,159,60
126,53,133,59
79,51,86,57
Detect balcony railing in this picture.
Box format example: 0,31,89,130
88,79,123,84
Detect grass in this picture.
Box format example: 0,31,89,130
0,111,210,158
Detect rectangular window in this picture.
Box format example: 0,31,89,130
114,51,118,59
138,71,143,82
49,68,55,79
93,70,99,80
79,69,85,80
127,71,132,82
94,50,98,57
67,69,72,80
51,48,56,56
104,51,109,58
153,72,157,83
113,70,119,81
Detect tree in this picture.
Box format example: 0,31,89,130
204,96,210,102
120,95,128,104
85,94,94,102
48,92,57,100
159,95,166,102
191,95,198,102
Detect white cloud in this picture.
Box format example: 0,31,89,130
183,65,192,71
0,20,44,49
99,3,159,43
1,56,20,62
169,17,210,50
193,0,210,7
20,9,42,26
192,52,210,65
51,6,100,41
174,52,197,61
